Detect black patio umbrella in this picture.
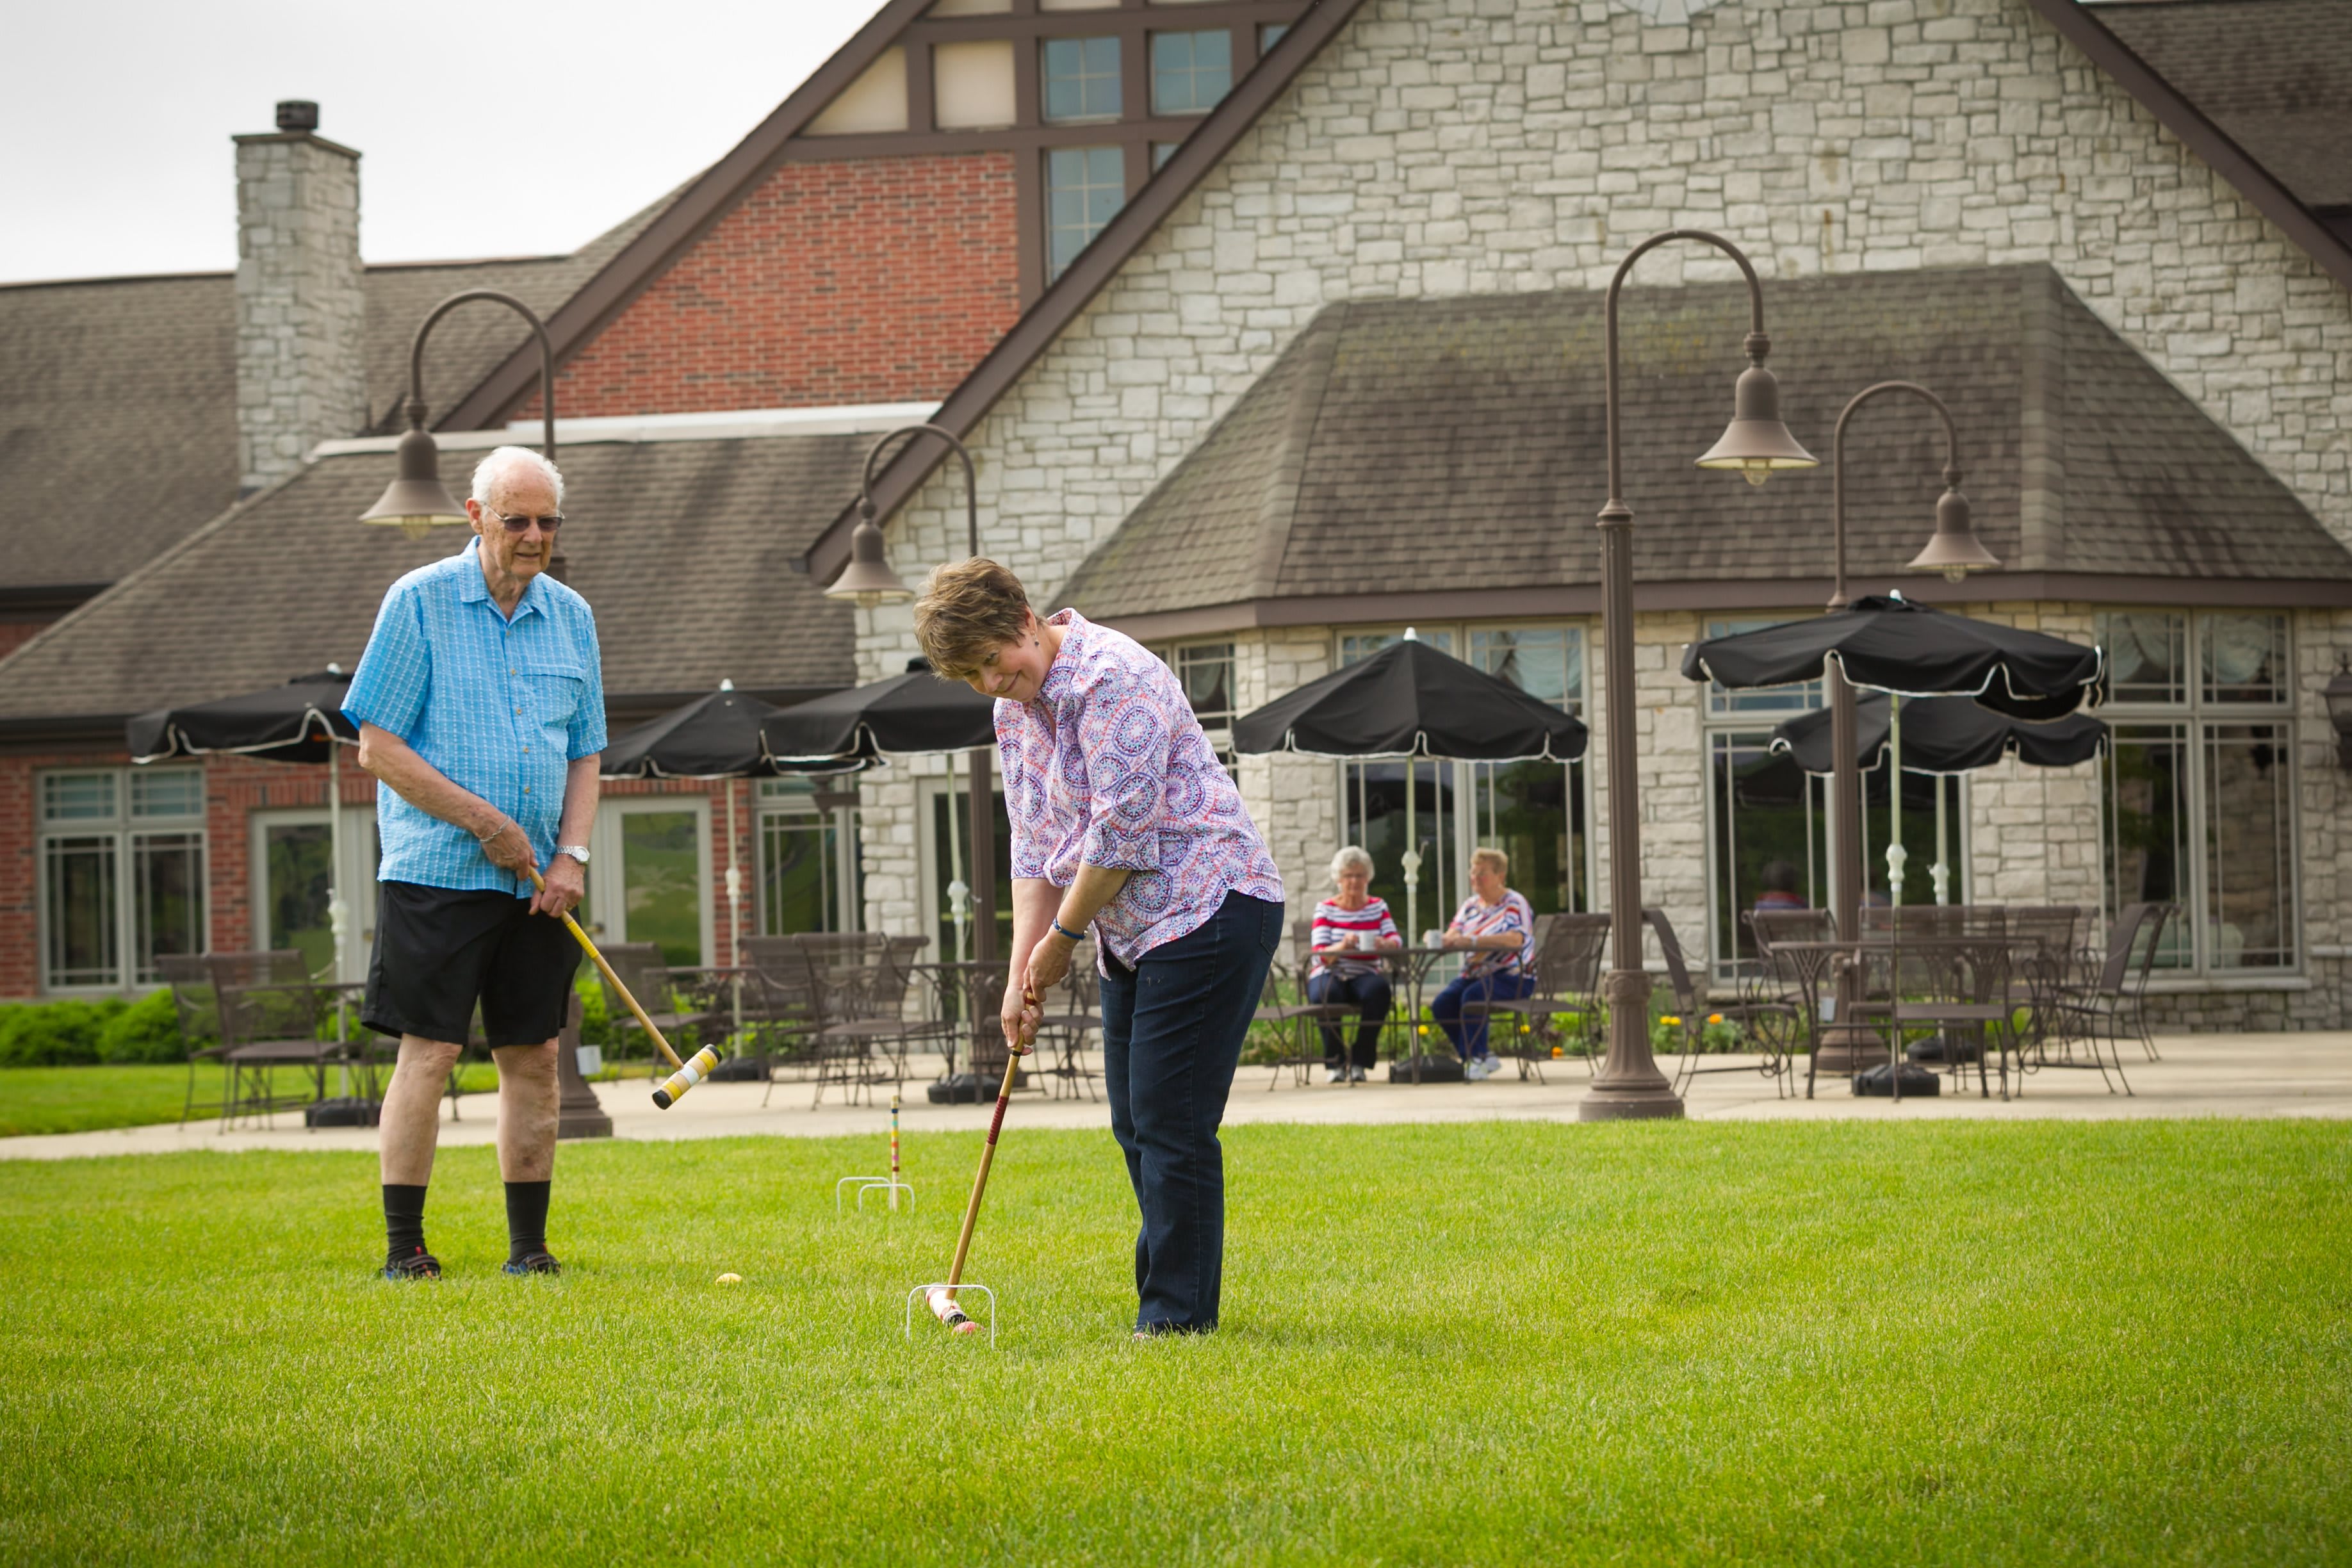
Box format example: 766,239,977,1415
127,667,355,764
1230,637,1589,762
1679,593,2105,721
761,658,997,765
603,682,860,780
1769,692,2109,776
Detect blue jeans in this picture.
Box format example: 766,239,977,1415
1432,970,1536,1061
1305,969,1391,1068
1098,890,1283,1334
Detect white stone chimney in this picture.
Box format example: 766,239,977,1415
233,101,365,496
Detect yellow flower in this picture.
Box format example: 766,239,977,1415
1660,1015,1681,1026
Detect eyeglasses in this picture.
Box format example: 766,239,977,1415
487,507,564,534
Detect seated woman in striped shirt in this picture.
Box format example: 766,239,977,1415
1432,846,1535,1081
1306,846,1400,1083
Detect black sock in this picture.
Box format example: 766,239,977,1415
384,1184,429,1264
505,1180,551,1264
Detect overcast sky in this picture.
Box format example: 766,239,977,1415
0,0,874,284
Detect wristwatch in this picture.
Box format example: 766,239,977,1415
557,844,591,865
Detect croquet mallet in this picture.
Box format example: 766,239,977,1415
910,988,1035,1339
526,867,718,1109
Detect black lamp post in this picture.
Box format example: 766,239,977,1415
1584,231,1819,1122
821,425,998,970
359,290,557,540
1818,383,1999,1065
2324,654,2352,771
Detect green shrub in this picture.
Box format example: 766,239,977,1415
0,998,126,1068
95,989,190,1064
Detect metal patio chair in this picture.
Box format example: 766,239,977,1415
1652,908,1802,1098
1461,911,1609,1083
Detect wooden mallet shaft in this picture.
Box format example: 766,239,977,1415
933,988,1036,1325
527,867,717,1108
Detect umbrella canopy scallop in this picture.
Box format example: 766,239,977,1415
602,683,858,780
1770,692,2108,777
1232,637,1588,762
761,658,997,765
127,668,356,764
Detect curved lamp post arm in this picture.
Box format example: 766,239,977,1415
862,423,979,560
404,290,557,459
1603,229,1768,507
1829,381,1962,609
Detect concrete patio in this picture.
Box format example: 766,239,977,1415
4,1029,2348,1161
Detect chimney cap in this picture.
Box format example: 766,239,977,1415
275,101,320,133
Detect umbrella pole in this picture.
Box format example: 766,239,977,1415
728,777,743,1047
1886,696,1907,1102
945,753,968,964
1932,772,1950,906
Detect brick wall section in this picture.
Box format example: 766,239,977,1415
0,619,57,662
519,152,1023,418
847,0,2352,1028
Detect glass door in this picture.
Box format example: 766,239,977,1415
591,799,712,967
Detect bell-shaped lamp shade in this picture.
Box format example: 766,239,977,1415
2319,654,2352,769
824,507,915,610
1906,485,2001,584
358,427,469,542
1695,364,1820,486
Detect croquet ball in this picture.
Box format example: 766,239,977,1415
715,1272,743,1285
952,1319,981,1336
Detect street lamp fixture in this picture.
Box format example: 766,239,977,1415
2323,653,2352,771
1584,229,1818,1123
822,424,1001,968
359,289,557,539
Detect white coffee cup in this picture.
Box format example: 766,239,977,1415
1353,929,1376,951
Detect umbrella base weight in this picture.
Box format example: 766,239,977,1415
1852,1063,1941,1097
1813,1029,1891,1074
708,1056,766,1082
304,1097,381,1128
929,1070,1027,1104
1386,1054,1465,1084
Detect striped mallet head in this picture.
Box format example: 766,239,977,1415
651,1045,723,1109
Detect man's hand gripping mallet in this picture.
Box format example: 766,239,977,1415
526,865,717,1109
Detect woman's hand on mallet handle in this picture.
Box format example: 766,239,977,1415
1025,929,1075,994
999,981,1040,1056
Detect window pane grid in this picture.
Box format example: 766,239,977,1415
45,835,119,988
39,767,212,991
1703,620,1823,714
2201,724,2295,969
42,772,115,823
1041,36,1120,123
1151,29,1232,115
133,831,205,984
130,769,204,821
1044,145,1125,279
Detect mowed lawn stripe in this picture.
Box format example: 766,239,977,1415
0,1120,2344,1565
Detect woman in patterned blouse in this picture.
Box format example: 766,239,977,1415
915,559,1284,1338
1307,845,1400,1082
1432,847,1535,1081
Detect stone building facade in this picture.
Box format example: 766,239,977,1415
845,0,2352,1026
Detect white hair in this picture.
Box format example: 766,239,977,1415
471,446,565,508
1329,845,1374,885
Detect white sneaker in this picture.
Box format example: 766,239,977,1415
1471,1054,1503,1081
1461,1056,1490,1081
1326,1066,1349,1084
1348,1065,1368,1082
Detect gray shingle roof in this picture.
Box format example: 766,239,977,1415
2097,0,2352,211
1061,265,2350,619
0,432,863,727
0,184,686,598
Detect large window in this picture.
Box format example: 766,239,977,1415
1044,145,1126,279
1333,625,1591,938
1041,37,1121,123
2100,611,2296,973
1700,619,1965,982
39,768,207,992
1151,29,1232,115
757,779,861,938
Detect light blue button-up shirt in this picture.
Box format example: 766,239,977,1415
344,539,607,895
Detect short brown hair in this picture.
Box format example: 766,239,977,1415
913,557,1033,677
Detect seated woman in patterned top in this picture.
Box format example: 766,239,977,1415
1431,846,1535,1081
1306,845,1400,1082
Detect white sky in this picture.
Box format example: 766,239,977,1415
0,0,876,284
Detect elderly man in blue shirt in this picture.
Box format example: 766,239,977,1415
344,446,605,1282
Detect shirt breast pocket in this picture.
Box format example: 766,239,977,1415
518,660,585,731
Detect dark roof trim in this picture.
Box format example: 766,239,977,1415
1093,573,2352,641
2026,0,2352,293
0,584,108,617
438,0,942,434
799,0,1374,586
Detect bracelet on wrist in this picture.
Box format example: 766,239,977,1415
475,821,510,845
1049,917,1087,943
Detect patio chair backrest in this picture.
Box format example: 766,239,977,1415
2092,903,2158,997
1749,908,1834,952
216,978,335,1049
1527,913,1610,1004
157,954,224,1046
2007,906,2079,972
2128,903,2178,996
1642,908,1699,1017
740,936,816,998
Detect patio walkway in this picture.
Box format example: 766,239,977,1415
4,1029,2349,1161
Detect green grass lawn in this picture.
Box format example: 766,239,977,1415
0,1063,509,1138
1,1121,2346,1564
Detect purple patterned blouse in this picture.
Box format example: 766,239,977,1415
999,610,1284,967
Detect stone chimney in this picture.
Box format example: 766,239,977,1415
233,101,366,496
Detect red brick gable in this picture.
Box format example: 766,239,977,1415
523,152,1021,418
